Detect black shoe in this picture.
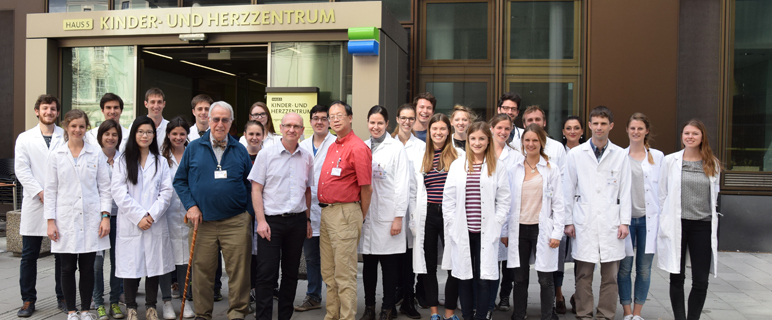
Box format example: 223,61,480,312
555,295,566,314
497,297,510,311
213,288,223,301
415,294,429,309
359,306,376,320
378,309,394,320
17,301,35,317
58,299,67,313
399,299,421,319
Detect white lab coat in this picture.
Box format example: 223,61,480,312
165,154,190,266
360,134,410,255
497,144,524,261
240,132,281,149
623,147,665,256
187,124,208,142
85,126,129,151
402,134,425,249
504,157,565,271
442,158,510,280
44,143,113,254
656,150,720,276
299,132,336,237
565,140,631,263
112,153,175,278
15,124,65,236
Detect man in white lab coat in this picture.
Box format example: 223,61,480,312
187,94,213,142
564,106,631,320
14,94,66,317
85,93,129,150
129,88,169,147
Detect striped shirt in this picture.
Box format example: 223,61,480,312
465,163,483,233
424,150,448,204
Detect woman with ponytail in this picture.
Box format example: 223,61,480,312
657,119,721,320
617,113,664,320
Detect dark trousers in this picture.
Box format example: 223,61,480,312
396,246,416,303
420,203,445,307
124,276,160,309
499,260,514,299
20,235,64,303
512,224,557,320
670,219,712,320
459,232,495,320
255,214,307,320
60,252,97,312
363,253,401,309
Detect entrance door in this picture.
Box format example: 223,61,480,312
139,45,268,136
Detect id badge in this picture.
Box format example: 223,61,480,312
331,167,342,176
215,170,228,179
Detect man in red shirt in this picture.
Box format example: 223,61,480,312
317,101,372,320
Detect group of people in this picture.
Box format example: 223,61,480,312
14,88,720,320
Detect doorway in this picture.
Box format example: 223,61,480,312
139,45,268,136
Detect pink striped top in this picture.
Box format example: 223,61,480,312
465,163,483,233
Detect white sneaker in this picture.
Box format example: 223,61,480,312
68,313,81,320
80,311,97,320
182,302,195,318
146,307,160,320
623,315,634,320
162,301,176,320
126,309,138,320
632,316,645,320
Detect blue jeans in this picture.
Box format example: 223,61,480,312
20,235,64,303
94,218,123,306
618,216,654,306
304,236,322,302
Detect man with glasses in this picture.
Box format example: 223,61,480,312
296,105,335,312
318,101,372,320
174,101,254,320
497,92,525,143
250,113,314,320
241,102,282,148
188,94,213,141
412,92,436,142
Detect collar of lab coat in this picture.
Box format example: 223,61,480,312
580,139,618,163
35,123,64,141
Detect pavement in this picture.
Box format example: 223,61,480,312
0,236,770,320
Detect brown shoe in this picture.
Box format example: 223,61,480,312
555,295,566,314
570,294,576,314
359,306,376,320
17,301,35,317
294,296,322,312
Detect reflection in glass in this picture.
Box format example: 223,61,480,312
732,0,772,171
510,1,574,60
62,47,136,128
338,0,411,22
258,0,330,4
49,0,109,13
509,81,574,139
117,0,178,9
183,0,251,6
425,82,487,118
425,2,488,60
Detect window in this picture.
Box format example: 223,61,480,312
62,46,136,128
183,0,251,7
94,47,105,62
423,1,490,61
49,0,108,13
508,78,578,138
271,42,353,106
117,0,177,9
425,81,489,118
729,0,772,172
509,1,576,61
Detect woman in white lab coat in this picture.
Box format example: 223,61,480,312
112,115,174,320
92,119,125,320
45,109,112,319
502,124,565,320
451,105,476,151
240,102,280,149
617,113,664,320
411,113,461,320
657,119,721,320
442,121,510,320
360,105,411,320
158,117,194,319
391,103,424,318
488,113,523,313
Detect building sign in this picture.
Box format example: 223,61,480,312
99,10,335,31
266,87,319,138
63,19,94,31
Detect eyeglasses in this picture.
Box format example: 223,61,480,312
499,106,518,112
137,130,154,137
250,112,267,119
329,114,348,121
281,124,303,131
211,117,232,124
398,116,416,122
311,117,329,123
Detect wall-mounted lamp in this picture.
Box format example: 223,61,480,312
179,33,207,42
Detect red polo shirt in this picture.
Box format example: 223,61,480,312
318,130,372,204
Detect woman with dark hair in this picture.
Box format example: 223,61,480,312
112,116,174,320
360,105,411,320
503,124,565,320
241,102,279,149
658,119,721,320
244,120,265,163
45,109,112,320
443,121,510,320
561,116,586,152
158,116,194,319
92,119,125,320
411,113,463,320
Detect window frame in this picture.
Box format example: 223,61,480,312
420,0,494,66
505,0,582,67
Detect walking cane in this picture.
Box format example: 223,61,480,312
179,217,198,320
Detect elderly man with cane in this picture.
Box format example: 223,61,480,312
173,101,254,320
